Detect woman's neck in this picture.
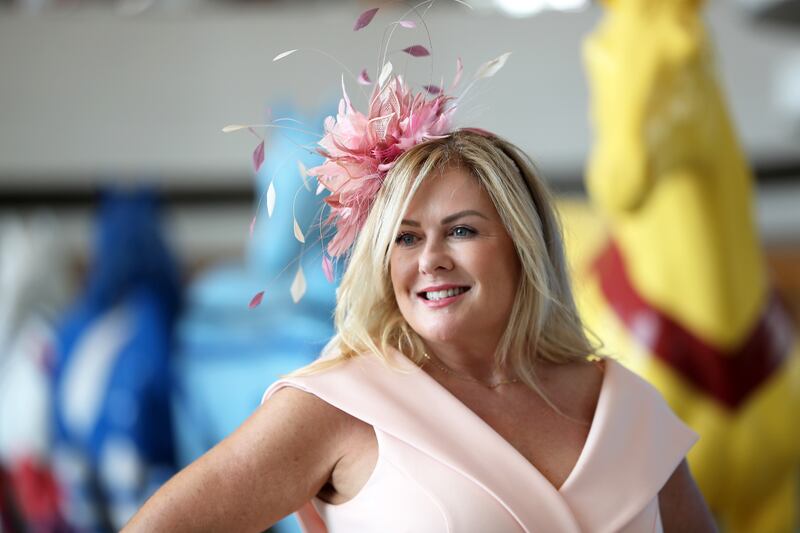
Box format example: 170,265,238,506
422,339,516,384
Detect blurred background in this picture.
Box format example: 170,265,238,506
0,0,798,532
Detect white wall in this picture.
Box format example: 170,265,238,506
1,0,797,188
1,0,798,262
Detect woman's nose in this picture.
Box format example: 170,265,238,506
418,238,453,274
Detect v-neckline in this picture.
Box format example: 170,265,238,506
274,350,695,533
408,354,611,494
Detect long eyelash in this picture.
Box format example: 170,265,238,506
395,232,416,245
451,225,476,237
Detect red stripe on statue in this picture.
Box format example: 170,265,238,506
593,241,794,409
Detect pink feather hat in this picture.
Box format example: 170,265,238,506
225,3,511,294
309,76,457,257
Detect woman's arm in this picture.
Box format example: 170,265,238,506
122,387,347,532
659,459,717,533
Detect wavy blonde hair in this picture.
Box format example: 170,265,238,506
294,129,600,389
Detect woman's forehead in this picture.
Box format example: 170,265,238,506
414,166,483,199
403,167,495,218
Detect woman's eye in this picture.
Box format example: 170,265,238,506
451,226,475,238
395,233,418,246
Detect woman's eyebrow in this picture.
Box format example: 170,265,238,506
400,210,488,227
441,210,488,225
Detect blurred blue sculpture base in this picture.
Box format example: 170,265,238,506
172,103,338,532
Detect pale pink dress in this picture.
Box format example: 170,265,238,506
261,349,697,533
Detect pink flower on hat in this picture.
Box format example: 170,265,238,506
308,76,455,257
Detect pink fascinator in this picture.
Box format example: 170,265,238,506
309,77,456,257
225,3,511,304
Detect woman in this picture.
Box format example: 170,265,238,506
124,130,716,532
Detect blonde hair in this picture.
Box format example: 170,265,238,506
295,129,600,391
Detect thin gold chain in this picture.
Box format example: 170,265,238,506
421,351,520,389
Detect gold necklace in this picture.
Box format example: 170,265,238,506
421,351,521,389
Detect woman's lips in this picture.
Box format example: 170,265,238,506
417,286,471,308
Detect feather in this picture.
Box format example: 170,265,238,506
378,61,393,87
267,180,276,217
291,266,307,303
474,52,511,79
341,74,352,111
298,160,311,191
249,291,265,308
353,7,379,31
452,57,463,88
293,217,305,243
273,49,298,62
322,255,334,283
252,140,265,172
222,124,247,133
402,45,430,57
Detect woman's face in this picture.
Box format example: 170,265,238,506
389,166,521,348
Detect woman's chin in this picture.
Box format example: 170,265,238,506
415,323,472,345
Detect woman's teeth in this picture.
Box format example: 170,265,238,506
425,287,468,301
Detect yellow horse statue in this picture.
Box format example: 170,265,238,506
569,0,800,530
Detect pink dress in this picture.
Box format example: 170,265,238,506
262,349,698,533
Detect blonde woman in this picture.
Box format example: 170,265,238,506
124,130,715,532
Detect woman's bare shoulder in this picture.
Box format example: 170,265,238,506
264,384,365,440
123,384,355,532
